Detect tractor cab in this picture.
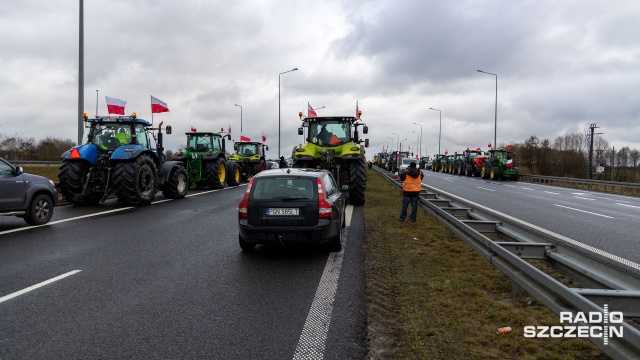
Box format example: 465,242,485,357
83,115,152,152
235,142,263,157
185,132,222,153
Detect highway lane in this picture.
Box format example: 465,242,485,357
419,169,640,267
0,187,366,359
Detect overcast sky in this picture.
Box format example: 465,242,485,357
2,0,640,159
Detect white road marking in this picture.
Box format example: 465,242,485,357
520,187,535,191
0,185,244,236
423,184,640,272
554,204,614,218
0,270,82,304
293,205,353,359
505,184,516,187
544,191,560,195
476,186,495,192
574,196,595,201
616,203,640,209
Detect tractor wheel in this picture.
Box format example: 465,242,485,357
113,154,157,206
251,159,266,175
349,159,366,205
481,165,490,179
24,193,54,225
465,165,472,177
205,157,227,189
239,235,256,251
226,160,241,186
163,166,188,199
58,160,102,205
490,166,501,181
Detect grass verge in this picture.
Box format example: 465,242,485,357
364,169,606,359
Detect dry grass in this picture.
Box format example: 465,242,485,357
22,165,60,182
364,170,607,359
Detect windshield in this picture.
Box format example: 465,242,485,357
494,151,508,160
401,159,415,166
251,177,316,200
85,122,143,151
309,121,351,146
237,143,260,156
188,134,219,152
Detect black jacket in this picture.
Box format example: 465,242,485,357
399,167,424,197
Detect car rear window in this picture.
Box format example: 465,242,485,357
251,177,316,200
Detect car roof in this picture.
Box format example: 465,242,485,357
253,168,329,178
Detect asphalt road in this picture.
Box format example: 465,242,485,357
0,186,367,359
420,169,640,267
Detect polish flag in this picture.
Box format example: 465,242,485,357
106,96,126,115
151,95,169,113
262,131,267,142
506,159,513,168
191,126,197,132
488,142,492,149
240,132,251,142
308,102,317,118
356,100,361,119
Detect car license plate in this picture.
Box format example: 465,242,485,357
267,208,299,216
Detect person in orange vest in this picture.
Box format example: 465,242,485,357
399,161,424,222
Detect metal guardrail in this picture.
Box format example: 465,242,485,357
10,160,62,166
519,174,640,196
373,167,640,359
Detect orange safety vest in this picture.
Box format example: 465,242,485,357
402,173,422,192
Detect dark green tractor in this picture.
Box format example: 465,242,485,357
481,147,519,181
227,141,269,182
432,154,447,172
291,112,369,205
172,131,240,189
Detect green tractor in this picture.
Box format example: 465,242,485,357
481,147,519,181
172,131,240,189
227,141,269,182
432,154,447,172
292,112,369,205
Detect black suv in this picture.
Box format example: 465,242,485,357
0,157,57,225
238,168,346,252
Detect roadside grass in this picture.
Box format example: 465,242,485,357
364,169,606,359
22,165,59,182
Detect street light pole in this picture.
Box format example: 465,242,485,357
278,67,298,158
429,108,441,154
412,130,420,158
392,132,399,153
477,69,497,149
413,122,422,159
387,136,393,153
234,104,242,132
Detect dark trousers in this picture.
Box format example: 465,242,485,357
400,195,419,221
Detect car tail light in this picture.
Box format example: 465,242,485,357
316,178,332,219
238,178,254,218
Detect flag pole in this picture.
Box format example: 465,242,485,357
150,95,154,126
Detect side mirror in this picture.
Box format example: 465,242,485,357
15,166,24,175
364,139,369,148
298,127,303,135
363,126,368,134
266,145,269,151
165,125,172,135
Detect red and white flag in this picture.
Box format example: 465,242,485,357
240,132,251,142
356,100,360,119
105,96,126,115
261,131,267,142
308,102,317,118
151,95,169,113
506,159,513,168
191,126,197,132
488,142,492,149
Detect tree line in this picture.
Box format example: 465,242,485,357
0,134,75,161
508,132,640,182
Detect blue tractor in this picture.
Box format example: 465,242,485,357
58,112,188,206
